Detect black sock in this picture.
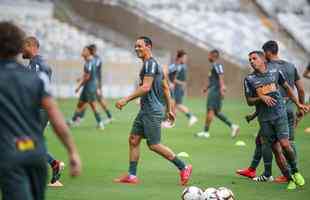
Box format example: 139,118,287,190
105,109,112,119
250,142,262,170
170,157,186,171
129,161,138,176
262,143,273,177
185,112,192,119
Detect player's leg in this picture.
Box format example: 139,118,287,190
196,108,214,138
175,88,197,126
275,109,296,183
89,100,104,129
27,158,48,200
96,90,113,123
144,114,192,185
252,122,274,182
68,100,88,126
276,116,304,189
114,112,144,184
237,133,261,178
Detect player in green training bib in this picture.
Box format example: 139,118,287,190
67,45,104,129
114,36,192,185
196,49,239,138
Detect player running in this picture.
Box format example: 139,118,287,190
68,45,104,129
22,36,65,186
114,36,192,185
172,50,198,127
196,50,239,138
0,21,81,200
79,44,113,124
244,50,308,190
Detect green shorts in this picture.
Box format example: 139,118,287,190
207,90,222,111
174,86,184,105
79,88,96,102
259,115,289,144
131,111,163,145
0,157,47,200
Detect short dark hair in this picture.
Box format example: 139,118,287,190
262,40,278,54
88,44,97,55
0,21,25,59
25,36,40,48
210,49,220,58
248,50,265,58
176,49,186,59
138,36,152,48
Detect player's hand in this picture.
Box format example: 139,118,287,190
115,98,127,110
76,78,81,83
75,87,80,94
96,88,102,96
260,95,277,106
202,88,208,94
220,86,226,99
297,103,309,113
295,110,304,128
69,152,82,177
165,110,175,123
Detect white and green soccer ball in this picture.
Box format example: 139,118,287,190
202,187,218,200
181,186,204,200
216,187,235,200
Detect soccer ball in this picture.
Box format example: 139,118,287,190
202,187,219,200
216,187,235,200
181,186,204,200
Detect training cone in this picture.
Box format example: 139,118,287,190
235,140,246,146
177,152,189,158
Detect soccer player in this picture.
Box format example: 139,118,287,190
22,36,65,186
79,44,113,124
0,21,81,200
114,36,192,185
173,50,198,127
244,50,307,190
68,45,104,129
196,50,239,138
237,41,306,183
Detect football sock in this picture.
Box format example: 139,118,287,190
215,112,232,127
262,143,273,177
283,146,298,174
250,142,262,170
94,112,102,124
204,125,209,132
185,112,193,119
105,109,112,119
47,153,56,167
80,110,85,119
72,111,82,121
171,156,186,171
129,161,138,176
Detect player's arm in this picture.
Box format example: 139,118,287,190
282,81,308,113
41,97,81,177
245,110,258,123
97,62,103,88
115,76,154,110
162,65,175,122
244,78,260,106
76,72,90,93
218,74,226,98
303,67,310,79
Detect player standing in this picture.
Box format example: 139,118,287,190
68,46,104,129
303,62,310,133
0,21,81,200
244,50,307,190
196,50,239,138
114,37,192,185
22,36,65,186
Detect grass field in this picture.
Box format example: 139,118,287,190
45,98,310,200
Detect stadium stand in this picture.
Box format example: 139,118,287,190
257,0,310,53
126,0,307,68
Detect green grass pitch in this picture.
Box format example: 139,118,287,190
45,98,310,200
